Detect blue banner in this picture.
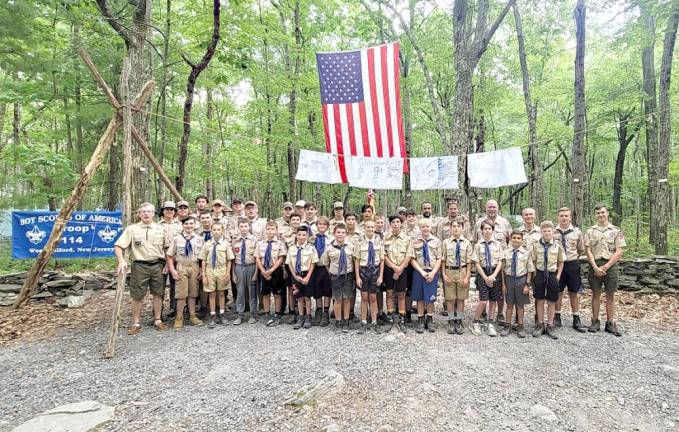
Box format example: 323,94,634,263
12,211,123,259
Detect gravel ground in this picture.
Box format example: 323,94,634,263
1,298,678,432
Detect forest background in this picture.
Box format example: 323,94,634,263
0,0,678,271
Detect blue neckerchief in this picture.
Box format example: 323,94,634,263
211,240,218,269
240,238,246,264
454,239,461,267
203,230,211,241
541,239,549,277
559,228,572,252
422,238,431,268
484,241,492,275
511,248,518,277
264,240,273,269
336,243,348,276
295,245,303,274
314,234,326,257
185,235,193,257
367,239,376,270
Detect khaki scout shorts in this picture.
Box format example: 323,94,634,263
588,259,619,294
204,266,230,293
176,262,200,299
443,267,469,301
129,261,165,300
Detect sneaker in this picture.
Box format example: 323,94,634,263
471,321,482,336
232,317,242,326
455,320,465,335
555,313,563,328
426,315,435,333
500,326,511,337
517,325,527,338
396,316,408,333
487,323,497,337
293,316,304,330
208,315,216,329
447,320,455,334
273,315,281,326
173,317,184,330
358,323,367,334
341,320,350,333
605,321,622,337
572,315,586,333
313,309,322,326
588,319,601,333
216,313,224,325
303,315,313,329
416,317,425,334
320,311,330,327
532,323,544,338
266,315,275,326
189,315,204,326
496,313,505,325
545,324,558,340
371,323,380,334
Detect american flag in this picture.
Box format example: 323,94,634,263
317,42,407,183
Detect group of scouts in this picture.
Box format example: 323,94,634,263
114,195,626,339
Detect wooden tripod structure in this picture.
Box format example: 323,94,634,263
12,48,184,359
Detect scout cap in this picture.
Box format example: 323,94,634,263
232,197,244,204
161,200,177,210
397,206,407,213
212,199,225,207
177,200,190,208
333,201,344,209
295,200,306,207
244,200,257,207
282,201,294,209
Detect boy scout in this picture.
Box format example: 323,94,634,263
585,205,626,336
167,216,205,329
255,220,287,326
193,194,210,216
159,200,181,318
500,231,534,338
321,224,355,332
471,221,504,337
344,212,364,246
115,203,168,334
177,200,191,220
441,219,473,335
518,208,542,248
530,221,565,340
244,201,267,240
555,207,587,332
411,219,442,334
286,226,318,330
354,220,384,334
329,201,345,233
311,216,333,326
200,222,235,328
437,201,471,241
403,209,421,323
283,213,303,322
275,201,294,233
383,215,413,333
232,217,259,325
211,199,230,224
302,202,319,236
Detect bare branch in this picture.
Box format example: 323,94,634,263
94,0,133,47
473,0,517,62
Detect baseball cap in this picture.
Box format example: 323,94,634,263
177,200,190,208
244,200,257,207
295,200,306,207
161,200,177,210
282,201,294,209
231,197,244,204
333,201,344,209
212,199,225,207
397,206,407,213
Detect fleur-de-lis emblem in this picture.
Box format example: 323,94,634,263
26,225,46,245
97,225,118,243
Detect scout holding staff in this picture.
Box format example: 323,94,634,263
199,221,235,328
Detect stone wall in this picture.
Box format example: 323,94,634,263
0,270,116,306
579,256,679,293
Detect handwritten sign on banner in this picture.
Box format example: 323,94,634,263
295,150,343,184
346,155,403,190
410,156,459,190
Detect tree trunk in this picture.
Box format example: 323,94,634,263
513,3,544,219
175,0,221,193
107,133,119,210
0,103,6,150
655,0,679,254
571,0,587,226
72,23,84,173
205,90,214,199
285,0,302,200
641,10,659,244
612,110,636,225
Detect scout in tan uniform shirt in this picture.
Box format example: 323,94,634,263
410,219,442,333
585,205,626,336
159,200,182,317
436,201,471,240
530,221,565,340
232,218,259,325
441,220,473,334
470,221,504,337
244,201,267,241
320,224,355,331
343,212,364,246
255,220,288,326
310,217,334,326
275,201,294,233
115,203,168,334
199,222,235,328
555,207,587,332
328,201,346,233
517,208,542,249
500,231,535,338
282,213,302,320
473,200,513,245
353,220,385,333
286,226,319,329
302,202,319,236
383,215,413,332
404,209,422,241
167,216,206,329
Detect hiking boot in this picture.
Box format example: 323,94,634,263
303,315,313,329
342,319,350,333
371,323,380,334
189,315,204,326
516,325,527,338
500,326,511,337
396,316,408,333
471,321,482,336
273,315,281,326
487,323,497,337
455,320,465,335
293,316,305,330
572,315,586,333
334,320,341,332
166,308,176,319
320,311,330,327
588,319,601,333
532,323,544,338
377,312,387,325
554,313,563,328
247,316,257,325
216,313,224,325
357,323,367,334
605,321,622,337
313,309,322,326
208,315,216,329
416,317,425,334
545,324,558,340
426,315,435,333
173,317,184,330
232,316,242,325
447,320,455,334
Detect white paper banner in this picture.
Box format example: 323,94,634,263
467,147,527,188
346,156,403,189
295,150,343,184
410,156,459,190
